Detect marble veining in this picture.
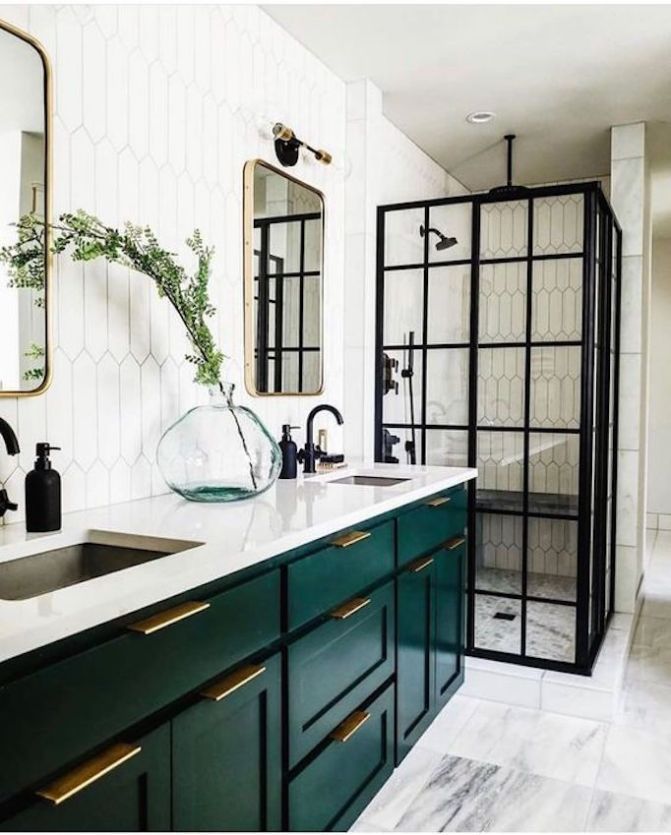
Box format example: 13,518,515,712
445,700,607,787
395,754,592,832
587,790,671,832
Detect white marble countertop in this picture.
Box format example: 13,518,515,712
0,462,476,665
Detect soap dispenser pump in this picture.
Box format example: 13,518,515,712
279,424,300,479
25,443,62,533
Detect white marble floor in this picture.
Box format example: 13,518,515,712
353,530,671,832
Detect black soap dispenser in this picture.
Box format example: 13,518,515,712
25,443,62,533
279,425,299,479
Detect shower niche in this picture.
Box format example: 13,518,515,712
375,183,621,674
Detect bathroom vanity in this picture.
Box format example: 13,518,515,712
0,464,474,831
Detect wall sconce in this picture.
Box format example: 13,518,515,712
272,123,332,168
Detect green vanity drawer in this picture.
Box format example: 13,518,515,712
172,652,281,832
287,520,395,631
288,683,395,832
0,570,280,805
287,581,395,767
0,724,171,832
397,486,467,567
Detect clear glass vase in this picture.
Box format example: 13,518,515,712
157,384,282,502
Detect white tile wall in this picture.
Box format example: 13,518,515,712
0,3,350,522
343,78,468,461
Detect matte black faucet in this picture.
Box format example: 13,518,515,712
299,404,344,474
0,417,20,519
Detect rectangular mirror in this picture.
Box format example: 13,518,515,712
0,21,51,396
244,160,324,396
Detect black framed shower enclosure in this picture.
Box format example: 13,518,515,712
374,182,621,674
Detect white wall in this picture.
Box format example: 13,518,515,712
610,122,652,612
647,237,671,520
343,79,468,461
0,3,353,521
0,6,460,522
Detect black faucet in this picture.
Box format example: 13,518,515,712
298,404,344,474
0,418,20,520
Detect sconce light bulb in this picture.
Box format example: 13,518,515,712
272,122,295,142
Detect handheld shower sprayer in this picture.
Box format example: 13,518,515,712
420,224,458,251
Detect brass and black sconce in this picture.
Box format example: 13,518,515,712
272,123,332,168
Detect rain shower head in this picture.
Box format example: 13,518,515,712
420,224,458,251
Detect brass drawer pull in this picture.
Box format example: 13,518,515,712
330,597,371,620
330,710,370,743
36,743,141,806
127,600,210,635
330,530,371,548
426,496,451,507
409,555,434,573
200,663,266,702
444,536,466,550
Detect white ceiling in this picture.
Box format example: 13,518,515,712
264,4,671,196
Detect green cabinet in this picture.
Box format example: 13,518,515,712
0,487,469,833
396,537,466,763
287,581,395,767
436,538,466,709
396,554,436,763
288,684,395,832
172,653,281,832
0,725,170,832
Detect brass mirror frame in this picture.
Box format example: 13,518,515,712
243,159,325,397
0,19,52,398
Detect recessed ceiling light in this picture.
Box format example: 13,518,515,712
466,111,496,125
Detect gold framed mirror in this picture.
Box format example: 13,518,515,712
243,160,324,396
0,20,51,397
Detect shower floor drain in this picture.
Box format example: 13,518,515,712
493,612,516,621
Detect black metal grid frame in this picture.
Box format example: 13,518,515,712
374,182,622,675
253,211,321,393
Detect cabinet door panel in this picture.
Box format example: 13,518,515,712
172,653,281,832
289,684,395,832
435,539,466,708
0,725,170,832
396,559,435,764
288,581,395,766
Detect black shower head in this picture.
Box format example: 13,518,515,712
420,224,458,251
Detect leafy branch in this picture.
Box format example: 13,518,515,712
0,211,259,491
1,210,225,391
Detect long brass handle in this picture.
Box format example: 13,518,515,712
444,536,466,550
330,530,371,548
426,496,450,507
36,743,141,806
330,597,371,620
409,555,434,573
127,601,210,635
330,710,370,743
200,663,266,702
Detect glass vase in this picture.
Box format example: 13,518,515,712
157,384,282,502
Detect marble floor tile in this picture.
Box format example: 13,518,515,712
445,700,607,786
597,724,671,804
355,744,442,831
587,789,671,832
640,592,671,621
631,615,671,649
395,754,592,832
614,678,671,734
625,643,671,686
416,694,481,756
